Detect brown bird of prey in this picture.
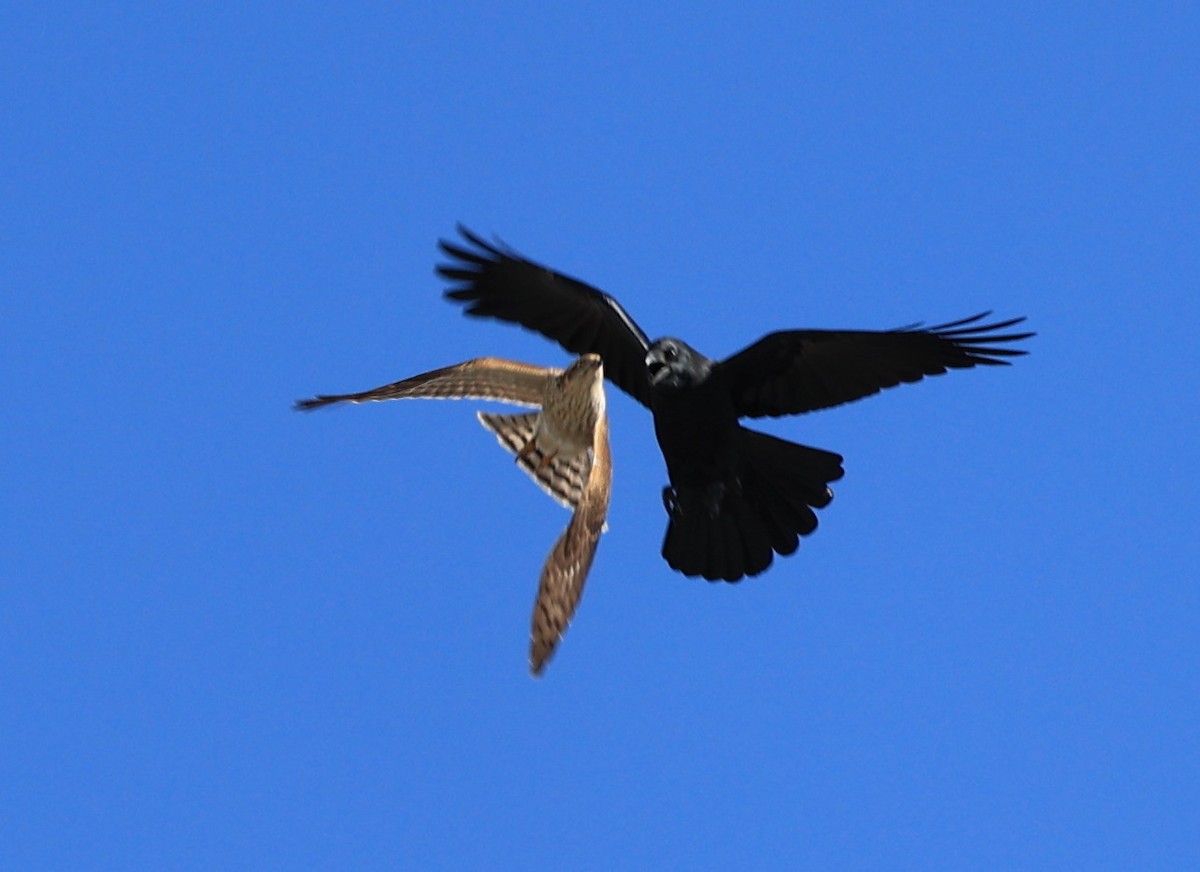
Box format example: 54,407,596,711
440,226,1034,583
296,354,610,675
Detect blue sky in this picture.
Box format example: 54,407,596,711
3,3,1197,869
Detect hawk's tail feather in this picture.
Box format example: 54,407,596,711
477,411,590,511
661,428,844,582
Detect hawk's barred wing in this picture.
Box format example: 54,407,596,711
294,356,553,411
530,415,611,676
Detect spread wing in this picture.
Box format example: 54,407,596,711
530,415,611,676
718,312,1034,418
439,226,654,407
294,356,554,410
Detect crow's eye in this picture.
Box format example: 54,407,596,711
664,346,677,361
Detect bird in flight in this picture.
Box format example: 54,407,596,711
439,226,1033,583
296,354,611,675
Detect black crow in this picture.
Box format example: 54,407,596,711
439,226,1032,582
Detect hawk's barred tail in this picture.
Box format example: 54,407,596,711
477,411,591,511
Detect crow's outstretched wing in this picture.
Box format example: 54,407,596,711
440,226,654,406
719,313,1034,418
294,356,551,411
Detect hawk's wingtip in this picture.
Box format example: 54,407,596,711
294,396,338,412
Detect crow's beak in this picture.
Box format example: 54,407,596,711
646,351,670,386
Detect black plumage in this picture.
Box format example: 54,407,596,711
440,226,1033,582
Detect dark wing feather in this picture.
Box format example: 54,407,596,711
439,226,654,406
719,312,1034,418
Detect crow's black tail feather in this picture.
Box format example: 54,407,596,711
661,429,843,582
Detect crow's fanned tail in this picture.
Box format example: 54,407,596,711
661,429,844,581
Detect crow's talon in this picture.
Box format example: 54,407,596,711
662,486,680,517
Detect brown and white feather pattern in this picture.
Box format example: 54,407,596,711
529,414,611,675
477,411,591,511
296,353,610,675
294,356,551,409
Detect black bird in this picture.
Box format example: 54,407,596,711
439,226,1032,582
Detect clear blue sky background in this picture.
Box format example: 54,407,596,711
4,3,1197,869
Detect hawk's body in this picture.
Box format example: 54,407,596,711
297,354,609,674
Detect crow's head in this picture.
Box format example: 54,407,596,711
646,338,711,391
